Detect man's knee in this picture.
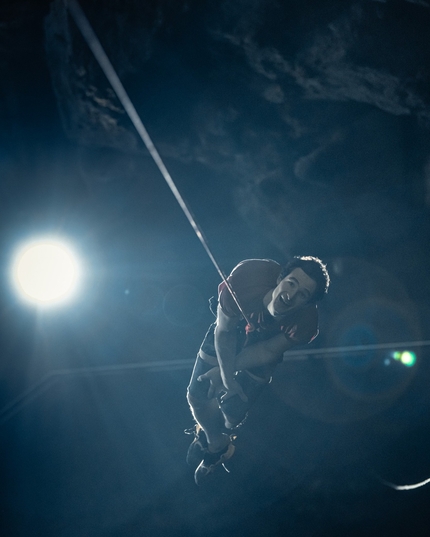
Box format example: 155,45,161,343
187,389,209,410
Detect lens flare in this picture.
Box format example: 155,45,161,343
392,350,416,367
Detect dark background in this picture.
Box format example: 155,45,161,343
2,0,430,535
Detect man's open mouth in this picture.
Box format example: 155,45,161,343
279,295,290,307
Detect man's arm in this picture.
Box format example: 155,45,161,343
198,333,295,399
214,305,248,401
234,332,294,370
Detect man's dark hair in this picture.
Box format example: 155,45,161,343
277,256,330,302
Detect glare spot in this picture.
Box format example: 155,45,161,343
12,239,80,306
400,351,416,367
392,350,417,367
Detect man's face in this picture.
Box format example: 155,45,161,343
266,267,317,319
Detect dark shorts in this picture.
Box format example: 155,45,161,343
187,355,270,427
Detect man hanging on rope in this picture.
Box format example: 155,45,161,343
65,1,333,490
186,256,330,485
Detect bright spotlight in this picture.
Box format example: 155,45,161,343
12,239,80,306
